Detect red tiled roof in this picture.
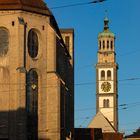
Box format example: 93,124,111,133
0,0,52,15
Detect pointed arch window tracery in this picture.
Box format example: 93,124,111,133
28,29,39,58
0,27,9,56
26,69,38,140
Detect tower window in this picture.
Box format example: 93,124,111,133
107,40,109,49
99,40,101,50
65,36,70,51
101,70,105,80
107,70,111,80
103,40,105,49
28,29,39,58
111,41,113,50
103,99,109,108
0,28,9,56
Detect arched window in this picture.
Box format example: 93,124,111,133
0,67,9,135
101,70,105,80
103,99,109,108
107,40,109,49
28,29,39,58
26,69,38,139
103,99,106,108
99,40,101,50
103,40,105,49
0,27,9,56
111,41,113,50
107,70,111,80
106,99,109,108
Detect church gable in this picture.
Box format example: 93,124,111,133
88,111,116,133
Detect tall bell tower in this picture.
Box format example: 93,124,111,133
96,17,118,130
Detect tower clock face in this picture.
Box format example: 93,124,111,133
101,82,111,92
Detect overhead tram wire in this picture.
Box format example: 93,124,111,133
75,101,140,112
75,101,140,121
77,102,140,127
0,76,140,92
50,0,107,9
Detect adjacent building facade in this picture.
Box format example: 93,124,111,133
0,0,74,140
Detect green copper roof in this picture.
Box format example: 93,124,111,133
104,16,109,22
98,16,115,38
98,30,115,38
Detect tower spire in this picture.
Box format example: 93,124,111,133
104,10,109,31
104,16,109,31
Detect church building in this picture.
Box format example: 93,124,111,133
88,16,118,132
0,0,74,140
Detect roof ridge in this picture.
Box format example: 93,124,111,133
103,115,117,132
0,0,51,15
97,111,116,132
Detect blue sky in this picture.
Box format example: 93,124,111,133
45,0,140,135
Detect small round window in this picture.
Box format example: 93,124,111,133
0,28,9,56
28,30,38,58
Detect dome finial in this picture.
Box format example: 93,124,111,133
104,10,109,31
105,10,108,17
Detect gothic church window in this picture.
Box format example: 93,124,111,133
101,70,105,80
107,70,111,80
0,67,9,136
26,69,38,139
28,29,38,58
0,28,9,56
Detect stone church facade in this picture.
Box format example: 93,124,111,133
0,0,74,140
